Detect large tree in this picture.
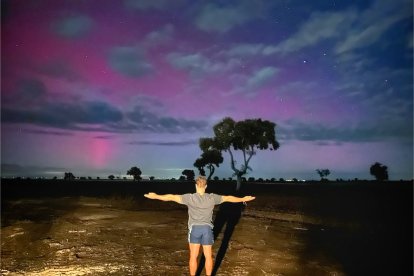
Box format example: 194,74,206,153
201,117,279,190
193,148,223,180
370,162,389,181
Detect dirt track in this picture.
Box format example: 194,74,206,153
2,197,349,276
1,181,413,275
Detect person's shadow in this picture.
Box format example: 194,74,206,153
196,194,245,276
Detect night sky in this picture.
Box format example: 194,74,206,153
1,0,413,180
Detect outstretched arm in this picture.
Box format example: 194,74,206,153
144,192,182,204
222,195,255,203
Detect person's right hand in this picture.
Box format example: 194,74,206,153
243,196,256,202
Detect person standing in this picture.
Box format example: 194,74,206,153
144,175,255,276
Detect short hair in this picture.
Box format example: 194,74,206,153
196,176,207,188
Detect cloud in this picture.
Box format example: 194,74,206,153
167,52,239,76
127,105,208,133
36,60,81,81
51,15,93,39
128,139,197,146
22,128,74,136
124,0,171,11
2,101,123,129
17,78,47,99
108,47,153,77
144,24,174,47
246,66,279,89
226,43,265,57
1,163,67,177
280,119,413,143
266,9,357,55
194,1,265,33
335,0,412,54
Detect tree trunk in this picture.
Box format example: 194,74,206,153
236,174,242,191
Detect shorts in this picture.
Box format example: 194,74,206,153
188,225,214,245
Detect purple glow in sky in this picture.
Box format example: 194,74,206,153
1,0,413,180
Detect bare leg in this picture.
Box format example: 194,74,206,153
189,243,201,275
202,245,213,276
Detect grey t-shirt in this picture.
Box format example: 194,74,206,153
180,193,223,229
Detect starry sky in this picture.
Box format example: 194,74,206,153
1,0,413,180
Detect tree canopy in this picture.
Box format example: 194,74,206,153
182,169,195,181
127,166,142,181
370,162,389,181
193,149,223,180
316,169,330,181
201,117,279,190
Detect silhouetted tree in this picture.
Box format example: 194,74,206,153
182,169,195,181
179,175,186,181
213,176,219,181
316,169,330,181
64,172,75,180
108,175,115,180
370,162,389,181
127,166,142,181
200,117,279,190
194,149,223,180
149,176,155,181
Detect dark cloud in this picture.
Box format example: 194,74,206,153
22,129,73,136
109,47,153,77
51,15,93,39
2,101,123,129
128,139,197,146
1,163,67,177
36,60,81,81
124,0,171,11
18,78,47,98
280,120,413,143
127,106,208,133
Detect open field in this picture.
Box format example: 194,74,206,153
1,179,413,275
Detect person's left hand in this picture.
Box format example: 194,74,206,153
144,192,156,199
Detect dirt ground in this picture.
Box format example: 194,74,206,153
1,181,412,275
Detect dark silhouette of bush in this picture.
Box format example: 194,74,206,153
108,175,115,180
370,162,389,181
149,176,155,181
127,166,142,181
316,169,330,181
181,169,195,181
64,172,75,180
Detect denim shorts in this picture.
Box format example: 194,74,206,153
189,225,214,245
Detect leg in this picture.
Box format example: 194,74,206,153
189,243,201,275
202,245,213,276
